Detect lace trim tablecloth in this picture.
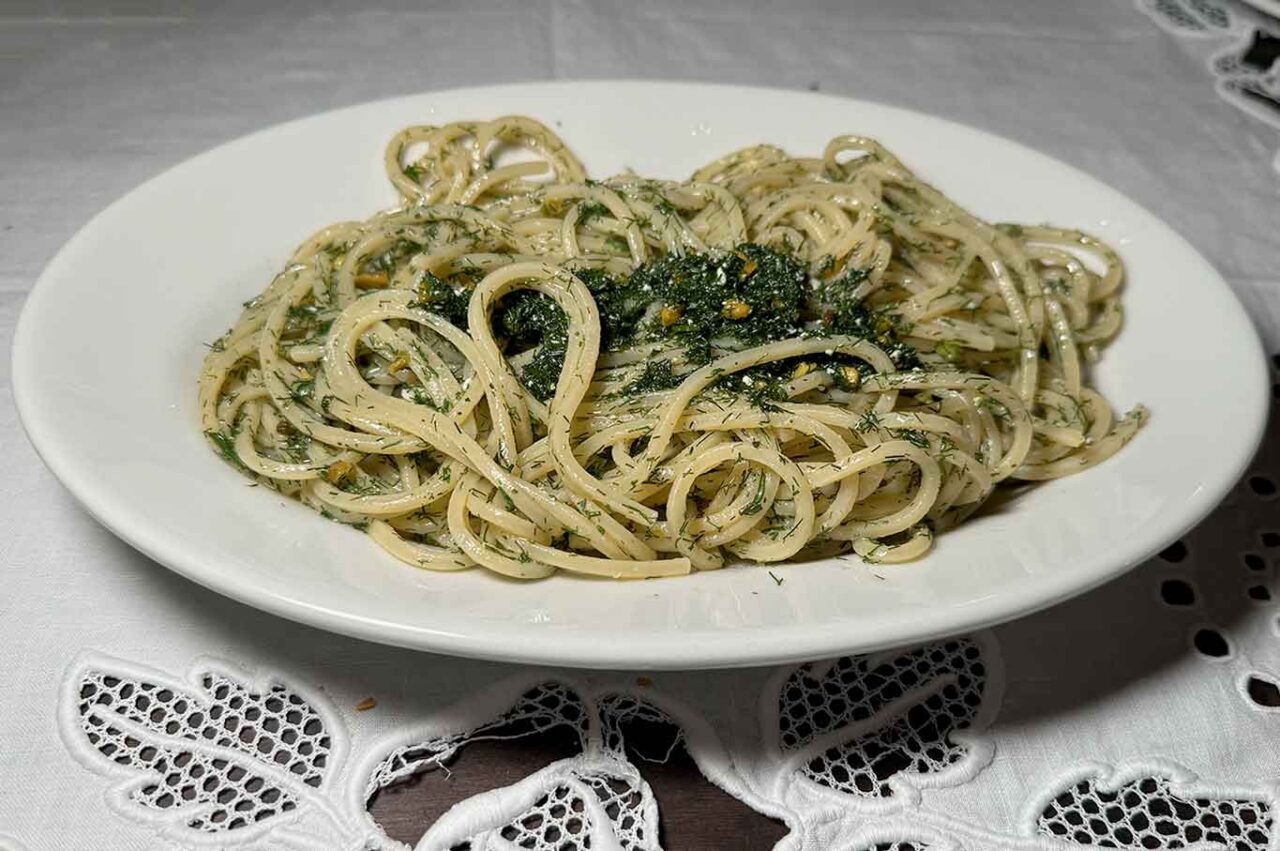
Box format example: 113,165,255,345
2,1,1279,849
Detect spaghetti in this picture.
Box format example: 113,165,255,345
199,116,1145,579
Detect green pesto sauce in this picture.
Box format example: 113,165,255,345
421,243,920,404
620,359,682,396
492,289,570,402
813,267,921,371
412,271,472,328
491,243,811,401
624,242,808,360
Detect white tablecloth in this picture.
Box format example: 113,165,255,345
3,1,1280,849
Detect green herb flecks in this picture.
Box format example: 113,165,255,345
891,428,931,449
741,471,769,515
318,508,370,532
283,303,335,346
399,384,453,412
573,267,652,352
855,409,883,432
714,365,787,411
205,429,247,472
363,238,421,276
814,267,921,371
281,429,312,463
575,201,610,225
412,271,471,328
621,359,684,396
485,243,919,403
492,290,569,402
630,242,808,361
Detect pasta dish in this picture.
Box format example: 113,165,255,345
199,116,1145,579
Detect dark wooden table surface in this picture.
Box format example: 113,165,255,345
368,717,789,848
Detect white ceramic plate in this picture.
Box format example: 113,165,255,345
12,82,1269,669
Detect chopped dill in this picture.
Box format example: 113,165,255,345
891,428,931,449
742,472,768,515
205,429,247,471
621,359,683,396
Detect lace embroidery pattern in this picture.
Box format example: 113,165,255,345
1137,0,1280,169
58,654,369,848
364,681,696,850
1041,776,1269,846
1024,763,1274,849
777,638,988,799
54,633,1278,850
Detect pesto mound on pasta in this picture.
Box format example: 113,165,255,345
198,115,1146,580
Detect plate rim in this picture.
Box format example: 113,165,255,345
11,79,1272,669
